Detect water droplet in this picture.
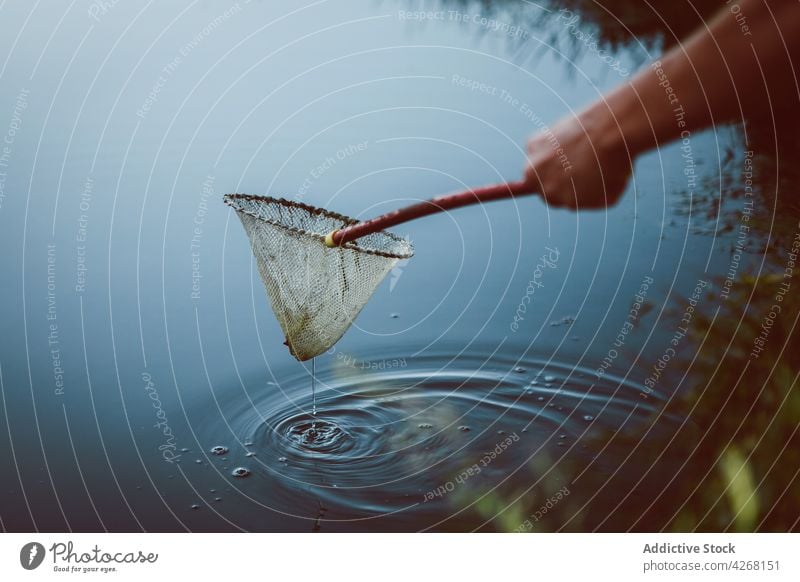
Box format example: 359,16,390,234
231,467,251,478
544,375,556,382
418,423,433,429
389,313,400,319
583,415,594,421
513,366,526,374
458,425,471,432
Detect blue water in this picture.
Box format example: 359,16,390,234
0,0,738,531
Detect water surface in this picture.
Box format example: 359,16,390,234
0,0,765,531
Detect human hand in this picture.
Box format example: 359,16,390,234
524,108,634,210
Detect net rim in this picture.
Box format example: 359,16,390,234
223,193,414,260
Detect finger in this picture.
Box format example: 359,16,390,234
540,185,567,208
564,196,579,211
523,158,542,191
564,179,580,211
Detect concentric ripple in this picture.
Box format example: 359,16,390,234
191,350,685,529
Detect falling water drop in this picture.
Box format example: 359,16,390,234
231,467,251,478
311,358,317,430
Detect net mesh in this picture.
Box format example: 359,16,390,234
224,194,414,361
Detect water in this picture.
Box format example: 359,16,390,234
180,349,687,531
0,0,787,532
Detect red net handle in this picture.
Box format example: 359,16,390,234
329,180,537,246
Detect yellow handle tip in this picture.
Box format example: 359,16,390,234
324,230,338,248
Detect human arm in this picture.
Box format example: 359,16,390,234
525,0,800,209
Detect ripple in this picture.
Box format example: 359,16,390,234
283,417,354,455
194,351,681,524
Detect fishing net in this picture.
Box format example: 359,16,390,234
224,194,414,361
